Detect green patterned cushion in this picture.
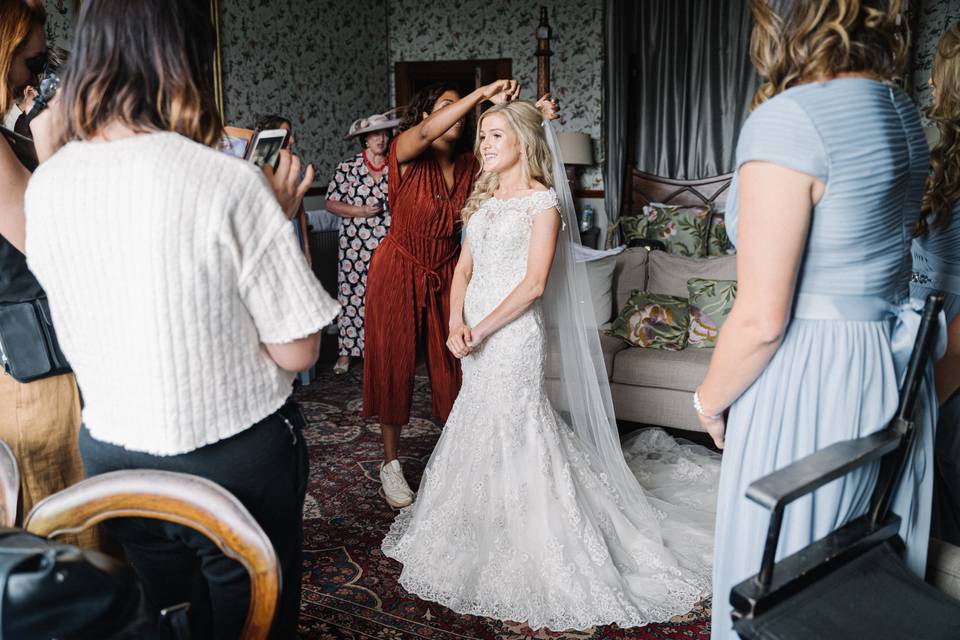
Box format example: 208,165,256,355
608,291,690,350
641,204,710,257
707,213,735,256
687,278,737,348
619,215,648,245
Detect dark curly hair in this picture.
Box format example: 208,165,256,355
399,82,473,153
255,114,291,131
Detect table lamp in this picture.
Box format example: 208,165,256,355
556,131,593,192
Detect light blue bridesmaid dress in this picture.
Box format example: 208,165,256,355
912,207,960,544
711,78,934,640
913,206,960,320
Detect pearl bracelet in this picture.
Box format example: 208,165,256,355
693,389,722,420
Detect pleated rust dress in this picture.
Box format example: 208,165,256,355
363,140,477,424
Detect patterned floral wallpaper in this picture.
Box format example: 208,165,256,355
40,1,604,190
40,0,960,189
387,0,605,191
41,1,391,185
912,0,960,121
41,0,74,50
219,0,391,185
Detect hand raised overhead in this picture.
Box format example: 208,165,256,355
483,79,521,105
535,93,560,121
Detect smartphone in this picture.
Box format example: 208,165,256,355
247,128,289,170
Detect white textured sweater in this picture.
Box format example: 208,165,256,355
25,132,340,455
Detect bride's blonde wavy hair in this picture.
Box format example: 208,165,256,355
750,0,909,108
918,23,960,237
461,101,554,225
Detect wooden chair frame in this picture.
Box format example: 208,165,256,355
0,439,18,527
24,469,279,640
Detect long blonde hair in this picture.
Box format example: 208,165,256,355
919,23,960,236
461,101,554,225
750,0,909,108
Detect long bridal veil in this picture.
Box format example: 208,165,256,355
541,119,720,584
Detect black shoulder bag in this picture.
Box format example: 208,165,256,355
0,527,192,639
0,295,71,383
0,128,71,383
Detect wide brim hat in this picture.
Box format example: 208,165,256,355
344,107,403,140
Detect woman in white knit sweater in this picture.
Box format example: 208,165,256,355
24,1,338,638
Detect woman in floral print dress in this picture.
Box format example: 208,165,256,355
325,111,399,374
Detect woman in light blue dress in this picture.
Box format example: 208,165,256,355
914,23,960,545
693,3,935,638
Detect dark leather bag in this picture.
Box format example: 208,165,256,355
0,296,71,383
0,528,186,640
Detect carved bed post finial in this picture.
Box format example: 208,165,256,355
535,6,552,98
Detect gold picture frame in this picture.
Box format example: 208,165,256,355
210,0,225,117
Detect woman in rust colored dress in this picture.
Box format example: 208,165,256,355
364,79,520,507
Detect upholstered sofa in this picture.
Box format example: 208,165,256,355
587,248,736,434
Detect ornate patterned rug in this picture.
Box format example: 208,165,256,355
294,369,711,640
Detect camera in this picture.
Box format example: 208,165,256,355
24,48,67,123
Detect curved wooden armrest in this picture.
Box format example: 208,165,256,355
0,439,19,527
24,470,279,640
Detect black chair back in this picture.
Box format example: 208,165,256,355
730,294,960,639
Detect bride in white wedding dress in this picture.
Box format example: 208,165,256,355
381,98,720,631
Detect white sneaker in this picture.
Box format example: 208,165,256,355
380,459,415,508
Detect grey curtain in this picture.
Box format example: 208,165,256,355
603,0,630,246
630,0,759,180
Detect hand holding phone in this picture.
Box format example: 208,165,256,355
247,128,289,170
263,149,315,220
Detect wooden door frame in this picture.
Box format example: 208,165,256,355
394,59,513,111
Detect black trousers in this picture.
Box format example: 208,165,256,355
79,402,309,640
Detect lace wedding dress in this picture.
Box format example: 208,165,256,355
381,189,720,631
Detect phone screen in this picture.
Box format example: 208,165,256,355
249,132,287,170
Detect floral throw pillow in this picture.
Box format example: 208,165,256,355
608,291,690,350
707,212,735,256
687,278,737,348
642,203,710,257
619,215,648,245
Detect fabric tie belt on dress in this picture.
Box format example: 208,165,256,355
381,234,459,308
792,292,946,376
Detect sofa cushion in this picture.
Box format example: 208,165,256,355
642,203,710,257
609,384,705,432
707,212,735,256
611,347,713,392
608,292,690,350
545,329,627,380
619,215,648,246
687,277,738,348
647,251,737,298
612,248,649,313
584,254,619,325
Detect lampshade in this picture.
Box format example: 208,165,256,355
556,131,594,165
